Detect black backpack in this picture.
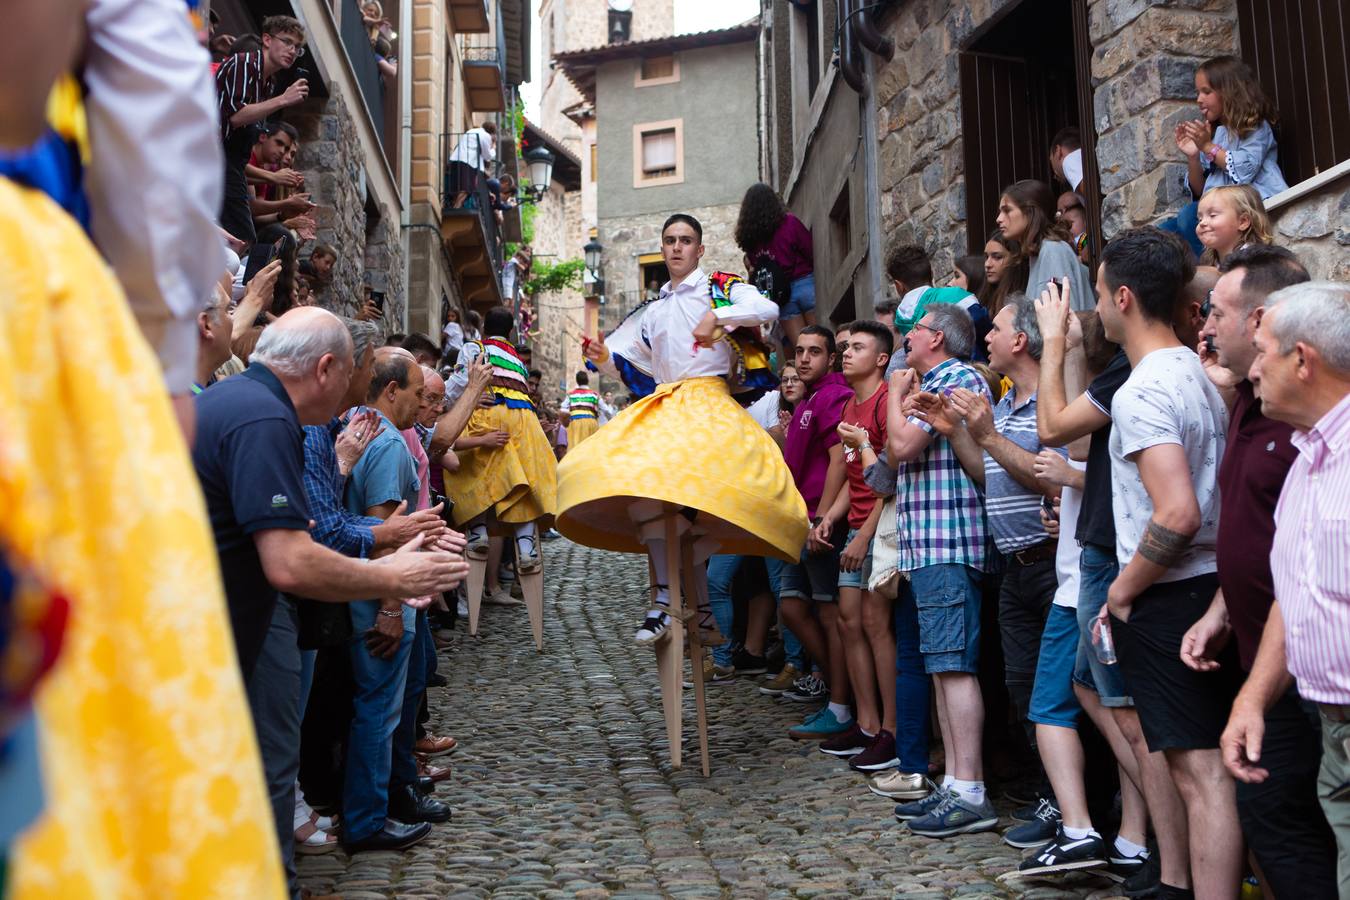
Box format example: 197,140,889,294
750,251,792,308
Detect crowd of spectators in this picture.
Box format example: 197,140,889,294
690,52,1348,900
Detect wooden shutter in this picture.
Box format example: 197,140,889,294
1237,0,1350,183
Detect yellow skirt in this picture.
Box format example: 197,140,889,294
443,403,558,529
3,181,285,897
556,376,808,561
567,415,598,446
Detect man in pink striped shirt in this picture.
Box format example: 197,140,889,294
1222,281,1350,894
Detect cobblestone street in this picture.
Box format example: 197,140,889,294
299,542,1128,899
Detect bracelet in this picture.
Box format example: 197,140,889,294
858,441,872,452
378,609,401,618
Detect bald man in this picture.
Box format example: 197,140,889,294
193,307,470,885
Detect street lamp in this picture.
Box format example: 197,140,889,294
582,237,604,338
523,145,555,202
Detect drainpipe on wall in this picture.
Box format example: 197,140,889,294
837,0,864,93
398,0,413,333
861,49,883,313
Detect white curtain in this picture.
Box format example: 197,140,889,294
641,130,676,172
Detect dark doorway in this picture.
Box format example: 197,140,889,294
958,0,1101,259
639,259,669,298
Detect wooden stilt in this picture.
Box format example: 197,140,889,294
653,513,685,770
682,541,711,777
465,554,487,637
519,527,544,652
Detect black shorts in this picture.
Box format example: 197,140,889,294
1110,573,1241,752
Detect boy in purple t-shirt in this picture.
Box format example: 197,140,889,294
776,325,856,739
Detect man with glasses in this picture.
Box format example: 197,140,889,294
216,15,310,245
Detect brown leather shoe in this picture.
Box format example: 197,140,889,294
414,734,457,756
418,757,453,783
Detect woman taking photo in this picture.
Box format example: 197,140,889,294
995,179,1093,310
735,183,816,349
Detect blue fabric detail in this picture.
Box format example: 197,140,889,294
612,352,657,398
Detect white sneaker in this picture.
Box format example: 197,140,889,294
456,598,469,617
634,609,671,644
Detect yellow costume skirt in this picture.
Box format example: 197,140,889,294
567,415,598,446
2,180,285,897
556,376,808,561
443,403,558,529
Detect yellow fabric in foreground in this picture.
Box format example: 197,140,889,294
2,181,285,898
443,403,558,528
567,415,598,447
556,376,809,561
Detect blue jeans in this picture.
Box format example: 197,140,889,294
1072,543,1132,707
344,601,415,842
1157,200,1205,258
391,610,430,790
909,563,983,674
782,273,816,319
763,557,807,671
246,598,302,898
893,577,931,774
707,554,742,666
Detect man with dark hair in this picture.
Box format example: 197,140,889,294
1183,245,1337,897
779,323,856,738
247,121,313,229
885,302,996,836
443,305,557,602
1097,227,1240,896
1049,126,1083,191
813,319,898,769
563,369,600,446
662,212,703,243
886,244,991,367
400,332,442,367
215,14,309,244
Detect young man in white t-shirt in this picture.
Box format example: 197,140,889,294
1097,228,1241,899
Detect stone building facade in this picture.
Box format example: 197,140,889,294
761,0,1349,326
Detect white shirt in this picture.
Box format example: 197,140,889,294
745,390,783,431
1052,459,1088,608
84,0,227,393
1063,148,1083,192
1109,346,1228,581
599,268,779,386
449,127,496,172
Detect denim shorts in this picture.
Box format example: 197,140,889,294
1029,603,1083,729
907,563,982,674
768,530,841,603
836,526,875,590
1071,543,1132,707
781,273,816,319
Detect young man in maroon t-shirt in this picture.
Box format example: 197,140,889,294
814,320,898,770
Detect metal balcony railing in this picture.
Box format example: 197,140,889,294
339,0,387,153
440,130,504,282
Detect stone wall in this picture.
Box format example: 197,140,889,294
1270,181,1350,282
291,90,407,330
597,200,743,299
531,181,588,400
1090,1,1239,236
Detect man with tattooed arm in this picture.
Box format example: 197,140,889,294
1096,228,1243,900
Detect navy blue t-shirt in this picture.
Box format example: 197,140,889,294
193,363,312,679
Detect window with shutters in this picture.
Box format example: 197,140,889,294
590,142,598,182
635,54,680,86
632,120,684,187
1236,0,1350,190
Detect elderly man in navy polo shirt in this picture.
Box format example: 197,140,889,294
193,307,468,898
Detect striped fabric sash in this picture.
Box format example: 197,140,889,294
479,338,533,409
708,272,777,393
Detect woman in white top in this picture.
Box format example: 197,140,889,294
446,120,496,209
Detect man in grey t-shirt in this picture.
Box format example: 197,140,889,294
1098,228,1243,896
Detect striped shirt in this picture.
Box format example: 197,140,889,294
215,50,267,143
896,357,990,573
984,387,1062,554
566,388,599,420
1272,391,1350,705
